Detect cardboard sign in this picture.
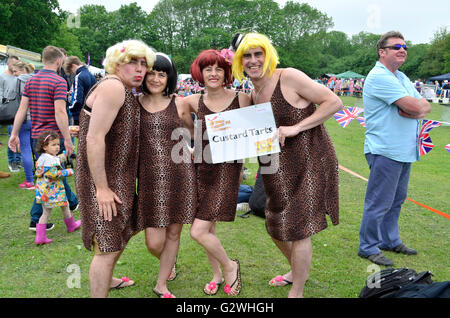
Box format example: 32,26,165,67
205,102,280,163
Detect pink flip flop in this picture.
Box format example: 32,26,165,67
110,276,135,290
269,275,292,287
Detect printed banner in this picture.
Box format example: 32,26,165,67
205,102,280,164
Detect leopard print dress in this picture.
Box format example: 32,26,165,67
76,77,145,253
195,94,243,222
136,96,196,227
258,74,339,242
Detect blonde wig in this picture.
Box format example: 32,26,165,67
231,33,279,83
103,39,155,74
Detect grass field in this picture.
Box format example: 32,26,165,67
0,96,448,298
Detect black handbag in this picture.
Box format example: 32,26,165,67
0,80,21,125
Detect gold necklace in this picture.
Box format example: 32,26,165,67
254,78,271,104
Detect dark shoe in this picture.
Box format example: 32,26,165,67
358,252,394,266
70,203,79,212
29,221,55,232
381,243,417,255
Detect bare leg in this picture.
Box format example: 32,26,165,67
190,218,237,290
288,237,312,298
271,237,293,281
145,227,166,259
89,250,123,298
60,205,71,219
205,223,223,283
38,206,52,224
154,224,182,295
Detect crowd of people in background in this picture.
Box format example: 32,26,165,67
0,48,98,180
312,77,365,97
176,75,366,98
177,75,450,100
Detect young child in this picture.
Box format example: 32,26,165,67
34,130,81,245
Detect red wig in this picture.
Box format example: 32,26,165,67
190,49,232,86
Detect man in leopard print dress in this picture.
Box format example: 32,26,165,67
231,33,342,298
76,40,155,297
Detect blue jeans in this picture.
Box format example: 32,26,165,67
7,125,22,164
29,138,78,223
18,120,33,183
358,153,411,256
238,185,253,203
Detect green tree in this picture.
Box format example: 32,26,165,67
0,0,61,53
109,3,149,42
320,31,354,59
277,1,333,47
70,5,113,67
50,18,83,58
419,27,450,78
400,43,430,80
146,0,334,74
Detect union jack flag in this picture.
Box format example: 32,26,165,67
418,120,441,156
356,116,366,128
419,134,435,156
333,107,364,128
445,144,450,154
420,120,441,135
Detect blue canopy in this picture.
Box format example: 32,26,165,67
428,73,450,81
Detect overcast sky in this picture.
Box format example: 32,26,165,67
59,0,449,45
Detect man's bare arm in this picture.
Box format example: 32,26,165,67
86,79,125,221
289,68,343,131
277,68,343,146
8,96,29,152
395,96,431,119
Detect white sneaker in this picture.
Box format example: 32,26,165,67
8,162,20,173
236,202,251,213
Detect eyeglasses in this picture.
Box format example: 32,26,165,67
382,44,408,51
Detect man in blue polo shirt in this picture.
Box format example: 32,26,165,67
358,31,431,266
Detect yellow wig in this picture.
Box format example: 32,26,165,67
103,39,155,74
231,33,279,83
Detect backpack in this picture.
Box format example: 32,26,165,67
359,267,433,298
248,167,266,218
386,281,450,298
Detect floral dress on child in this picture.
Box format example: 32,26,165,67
34,153,73,208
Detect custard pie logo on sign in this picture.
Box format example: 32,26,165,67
207,115,231,132
255,137,275,154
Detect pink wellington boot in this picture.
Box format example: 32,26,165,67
35,224,52,245
64,216,81,233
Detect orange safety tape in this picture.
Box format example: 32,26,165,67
338,165,450,220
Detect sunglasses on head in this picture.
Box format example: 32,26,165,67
382,44,408,51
